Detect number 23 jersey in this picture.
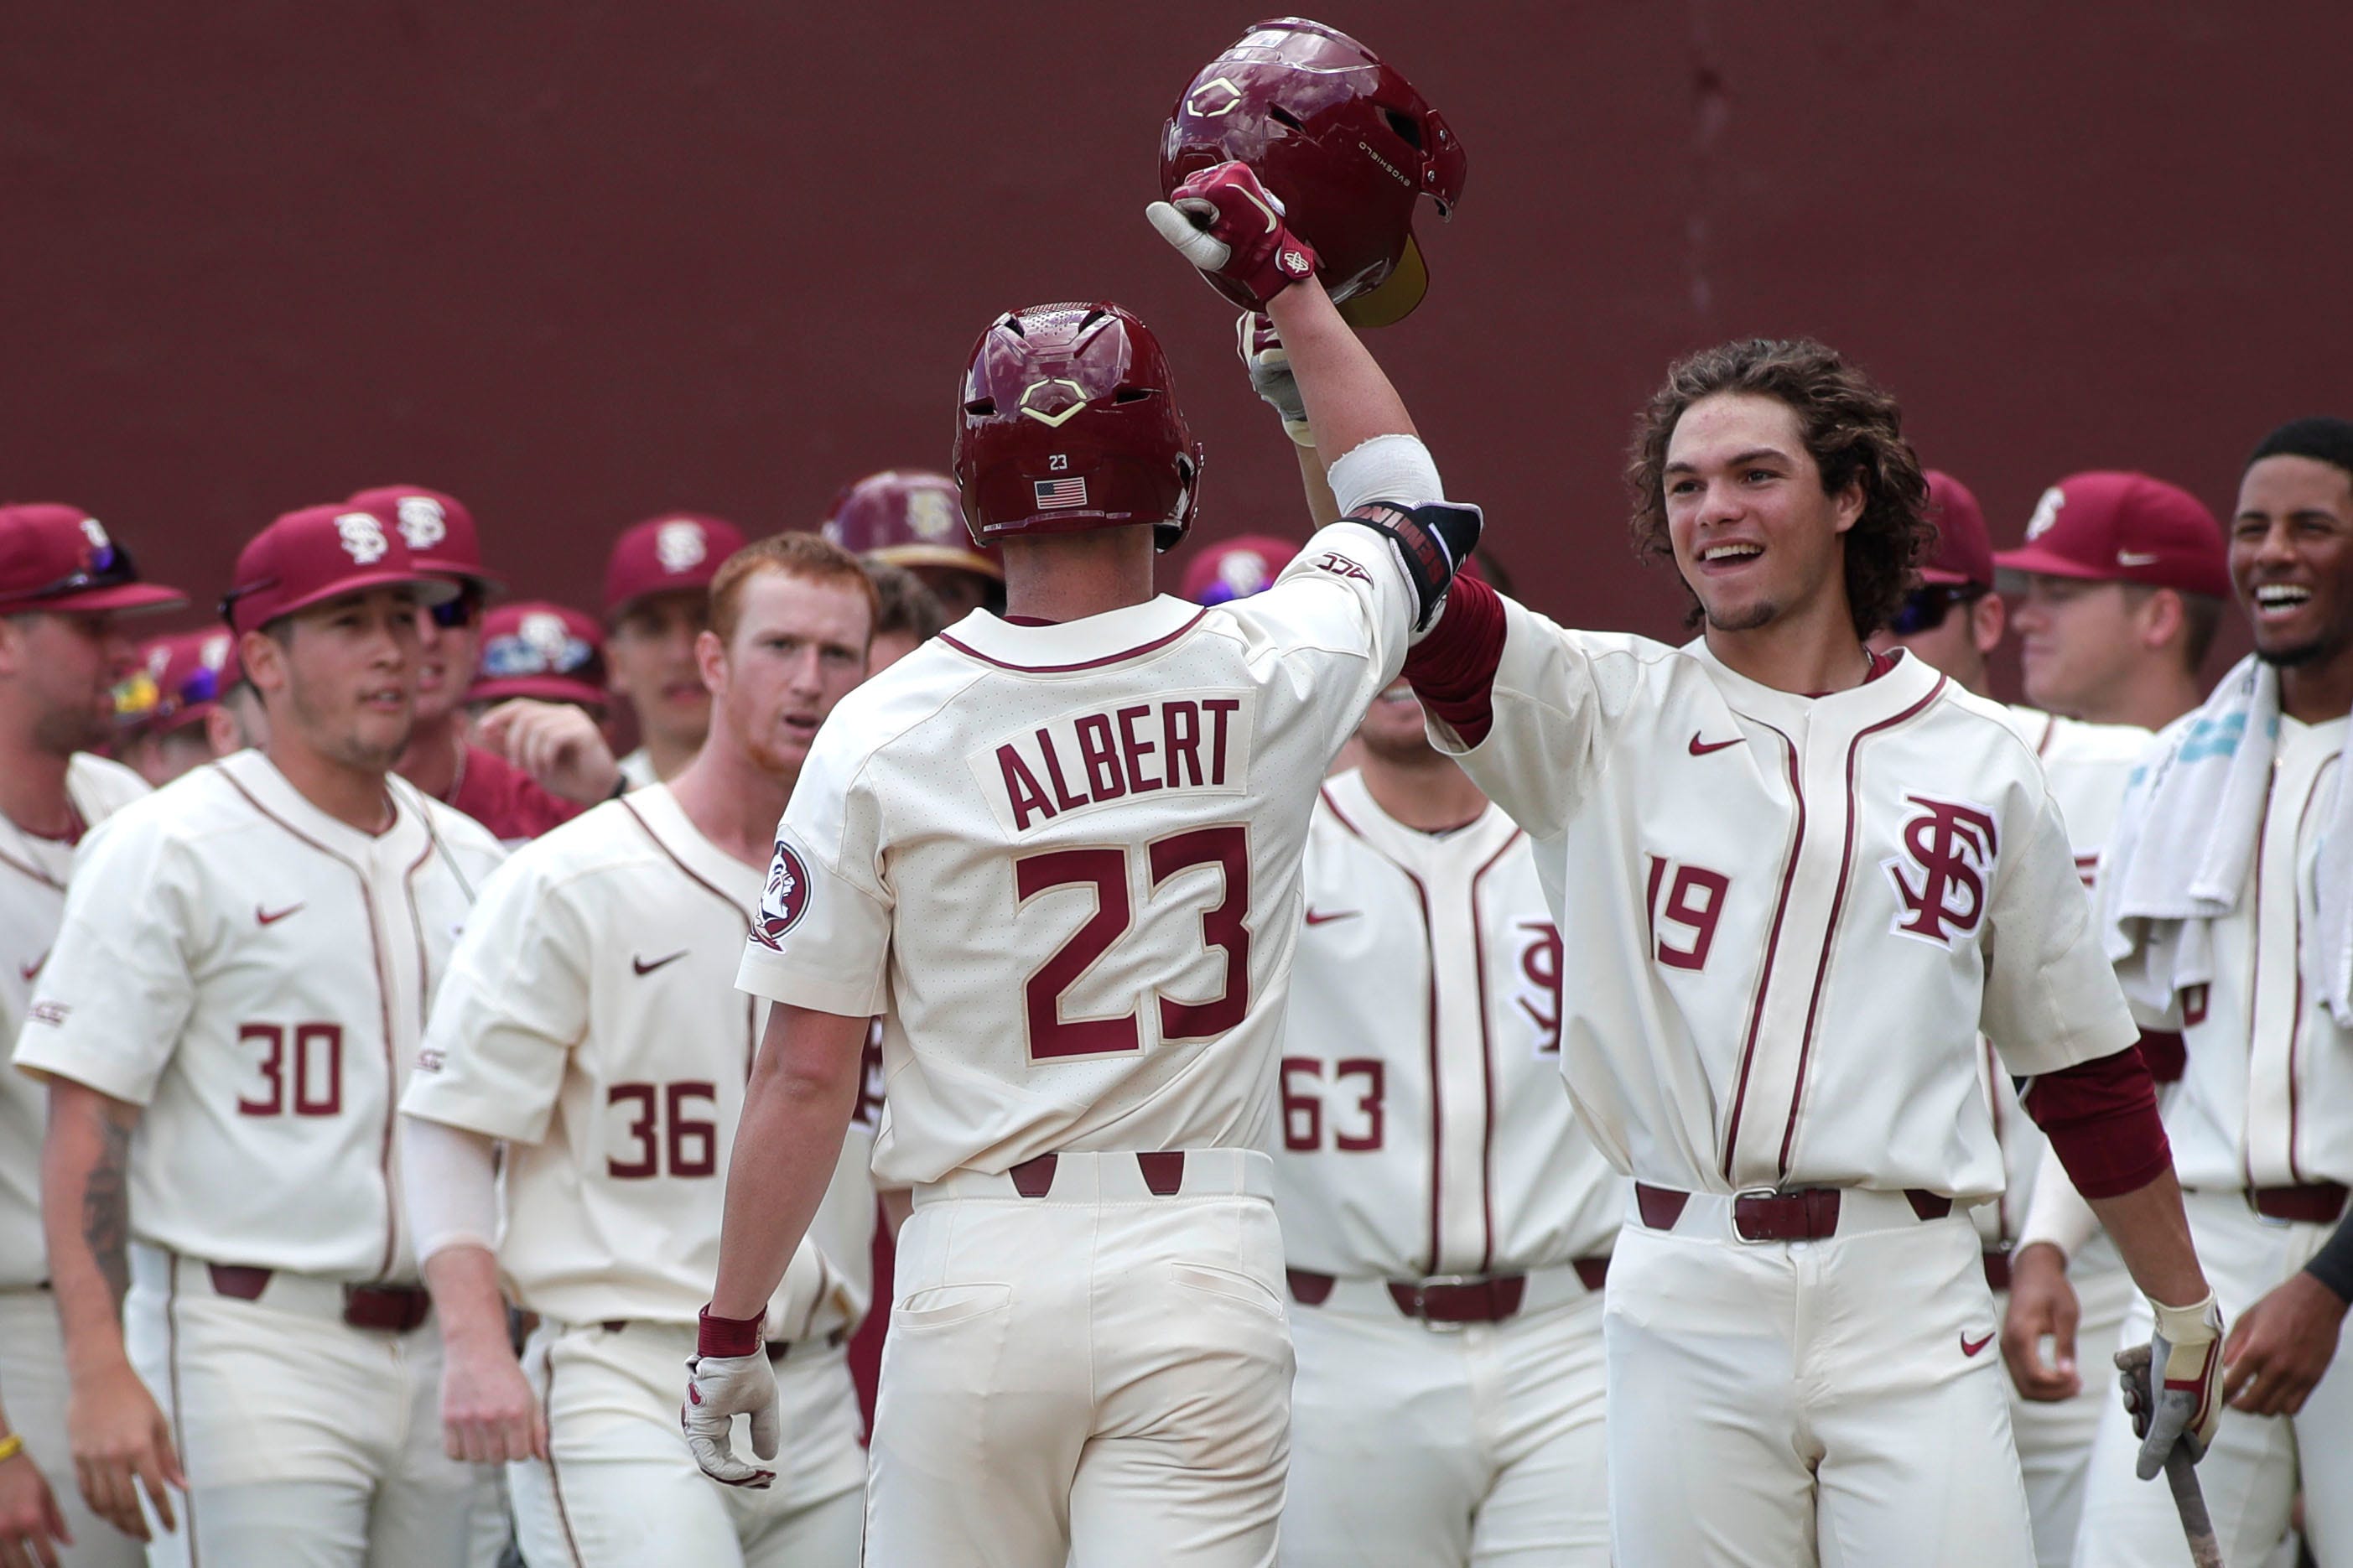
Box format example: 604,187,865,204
739,522,1415,1188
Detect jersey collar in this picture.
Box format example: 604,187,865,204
1685,637,1943,732
935,595,1207,675
215,749,429,864
621,784,761,909
1320,767,1520,870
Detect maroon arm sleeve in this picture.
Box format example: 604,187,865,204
1400,574,1506,747
2021,1044,2174,1200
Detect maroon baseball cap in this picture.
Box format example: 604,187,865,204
1919,471,1996,589
0,504,186,617
346,484,502,595
221,502,460,634
1992,471,2230,599
603,512,749,617
469,601,609,708
118,630,241,735
1181,534,1300,605
822,470,1003,579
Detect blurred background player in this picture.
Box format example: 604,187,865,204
1995,470,2231,732
465,600,609,720
13,504,506,1565
112,631,242,787
821,470,1004,620
2061,418,2353,1567
1181,535,1299,608
402,534,881,1567
0,503,183,1568
605,513,747,789
1873,470,2175,1567
860,562,944,675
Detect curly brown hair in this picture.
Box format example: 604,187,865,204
1626,338,1930,640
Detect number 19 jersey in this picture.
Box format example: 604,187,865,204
737,522,1415,1187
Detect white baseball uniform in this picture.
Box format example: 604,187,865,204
1424,603,2142,1568
2075,710,2351,1568
1273,768,1624,1566
12,750,507,1568
0,751,149,1568
401,783,876,1567
737,518,1418,1568
1981,706,2149,1568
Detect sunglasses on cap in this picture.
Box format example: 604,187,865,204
23,538,143,602
428,589,483,630
1887,584,1988,637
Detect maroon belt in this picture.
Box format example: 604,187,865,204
1634,1183,1953,1242
2250,1183,2350,1224
1007,1150,1188,1198
1982,1247,2013,1294
208,1264,432,1333
1286,1259,1609,1324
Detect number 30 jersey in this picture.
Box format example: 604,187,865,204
14,750,506,1284
739,522,1416,1187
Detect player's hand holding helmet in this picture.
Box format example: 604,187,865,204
1148,163,1320,312
682,1308,781,1489
2120,1292,2225,1477
1237,313,1314,446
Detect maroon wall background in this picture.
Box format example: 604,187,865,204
6,3,2348,687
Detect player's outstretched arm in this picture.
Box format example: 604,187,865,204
685,1002,868,1490
1236,313,1340,530
2078,1172,2221,1476
475,698,623,804
37,1082,179,1543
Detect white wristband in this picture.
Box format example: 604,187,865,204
1327,433,1442,516
398,1113,501,1264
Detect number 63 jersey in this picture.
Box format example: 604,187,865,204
738,522,1415,1188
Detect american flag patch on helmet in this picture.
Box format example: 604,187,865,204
1034,477,1088,510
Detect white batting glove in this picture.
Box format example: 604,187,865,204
1236,313,1314,447
682,1310,779,1490
2121,1292,2224,1478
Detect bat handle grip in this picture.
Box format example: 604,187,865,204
2163,1446,2224,1568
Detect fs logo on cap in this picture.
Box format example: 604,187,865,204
336,511,391,564
754,840,813,949
2024,486,2065,543
395,497,448,550
906,487,958,542
81,517,112,552
656,520,708,574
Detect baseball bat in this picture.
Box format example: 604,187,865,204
2115,1343,2225,1568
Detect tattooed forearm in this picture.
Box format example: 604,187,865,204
81,1114,132,1309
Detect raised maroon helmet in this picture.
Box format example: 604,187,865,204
1161,18,1465,328
953,302,1203,553
822,470,1003,580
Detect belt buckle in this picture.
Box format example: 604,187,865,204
1403,1274,1478,1332
1730,1186,1782,1244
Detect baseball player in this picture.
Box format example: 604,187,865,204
861,562,945,674
465,601,610,721
822,470,1005,620
399,533,882,1567
2062,417,2353,1567
112,631,240,789
1395,336,2220,1567
1874,470,2184,1565
0,504,184,1568
605,513,750,789
13,502,507,1565
684,242,1478,1568
1181,536,1301,608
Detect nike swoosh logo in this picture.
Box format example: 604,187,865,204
1688,733,1743,755
256,903,305,926
1962,1331,1995,1358
1237,184,1280,234
633,951,688,976
2116,551,2161,567
19,952,46,984
1303,909,1359,927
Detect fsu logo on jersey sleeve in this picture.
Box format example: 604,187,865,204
755,839,812,949
1883,795,1998,947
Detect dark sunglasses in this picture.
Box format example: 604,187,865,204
1887,584,1988,637
428,589,483,630
28,538,142,601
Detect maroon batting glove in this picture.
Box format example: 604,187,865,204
1147,161,1320,310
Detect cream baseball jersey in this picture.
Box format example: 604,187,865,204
2116,714,2350,1190
403,784,873,1336
13,750,505,1282
738,521,1416,1187
1275,770,1623,1279
1429,606,2139,1198
0,753,149,1290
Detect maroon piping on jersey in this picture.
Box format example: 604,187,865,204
1721,720,1806,1184
1466,827,1524,1275
935,608,1207,674
167,1255,201,1566
403,838,436,1026
1776,678,1947,1176
621,797,766,1079
217,767,404,1282
541,1353,587,1566
2282,754,2338,1186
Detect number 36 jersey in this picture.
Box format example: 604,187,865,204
738,522,1415,1188
14,750,506,1284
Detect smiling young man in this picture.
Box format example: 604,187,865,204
13,503,506,1566
399,534,883,1568
2068,417,2353,1567
1399,339,2218,1567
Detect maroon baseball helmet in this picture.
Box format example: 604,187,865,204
822,470,1003,580
952,302,1203,553
1161,18,1466,328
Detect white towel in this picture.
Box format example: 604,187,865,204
2102,655,2353,1026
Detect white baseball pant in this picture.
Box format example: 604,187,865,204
1279,1272,1608,1566
122,1244,501,1568
509,1318,863,1568
1605,1189,2035,1568
2073,1188,2350,1568
2002,1234,2133,1568
0,1285,144,1567
865,1149,1292,1568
